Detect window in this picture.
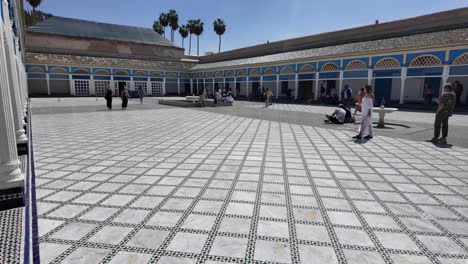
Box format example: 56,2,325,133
94,81,110,96
74,80,90,96
152,82,163,96
134,82,148,94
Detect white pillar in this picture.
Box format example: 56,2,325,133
177,78,180,96
0,0,23,189
69,74,75,95
190,79,193,95
212,79,215,95
275,75,279,99
45,73,50,95
338,71,344,100
223,77,225,90
260,75,263,90
89,75,95,96
314,73,319,100
294,73,299,100
162,77,166,96
146,79,151,96
441,65,449,98
246,76,249,97
234,77,237,96
3,22,27,145
400,67,407,104
367,69,372,86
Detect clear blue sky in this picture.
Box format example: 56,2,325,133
27,0,468,55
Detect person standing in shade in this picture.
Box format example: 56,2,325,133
423,83,433,105
137,86,145,104
426,83,456,144
105,85,113,110
121,89,129,110
353,85,374,139
354,88,365,114
454,81,463,106
265,88,273,108
215,89,222,104
341,84,352,108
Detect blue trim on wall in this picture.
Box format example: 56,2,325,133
166,78,178,83
94,76,111,80
261,66,278,74
263,76,277,82
343,70,368,79
112,69,130,75
224,70,234,76
248,68,261,75
205,78,213,82
151,78,164,82
165,72,179,77
319,72,340,79
180,79,191,83
48,66,69,74
373,69,401,78
278,64,296,73
449,49,468,63
298,73,315,80
318,60,340,71
26,65,46,73
235,69,248,75
72,75,91,80
49,74,69,79
406,51,446,66
279,75,295,81
132,70,149,76
407,67,443,77
297,63,315,72
92,68,111,74
236,77,247,82
197,79,205,82
343,58,369,68
133,77,148,81
449,65,468,76
249,76,261,82
371,55,404,68
71,67,91,73
225,78,235,82
113,76,130,81
28,73,46,79
215,78,224,83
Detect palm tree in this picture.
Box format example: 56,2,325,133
168,9,179,42
187,19,196,55
179,25,189,49
213,18,226,53
159,12,169,38
28,0,42,12
153,21,164,35
192,19,204,56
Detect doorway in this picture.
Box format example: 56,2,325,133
375,78,392,105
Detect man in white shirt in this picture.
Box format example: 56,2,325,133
325,104,347,124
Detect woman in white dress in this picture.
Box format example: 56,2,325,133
353,85,374,139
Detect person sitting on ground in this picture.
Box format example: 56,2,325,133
225,94,234,103
325,104,349,124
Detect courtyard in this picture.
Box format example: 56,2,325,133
23,98,468,263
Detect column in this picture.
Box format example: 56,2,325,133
441,65,449,98
294,73,299,100
0,6,22,189
177,78,180,96
3,25,27,146
162,77,166,96
275,75,279,99
367,69,372,86
190,79,193,95
314,73,319,100
69,74,75,95
400,67,407,104
146,79,151,96
45,73,50,95
223,77,225,90
246,76,249,97
212,79,215,94
89,75,95,96
234,77,237,96
338,70,344,100
260,75,263,90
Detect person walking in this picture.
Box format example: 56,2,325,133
353,85,374,139
426,83,456,144
454,81,463,106
105,85,113,110
354,88,365,114
137,86,145,104
341,84,352,108
121,89,129,110
265,88,273,108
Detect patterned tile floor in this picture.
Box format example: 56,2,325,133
31,98,468,264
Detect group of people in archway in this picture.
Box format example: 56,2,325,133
104,85,145,110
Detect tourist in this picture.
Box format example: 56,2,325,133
325,104,346,124
105,85,113,110
199,90,206,107
121,89,129,110
423,83,433,105
320,83,326,103
341,84,352,108
137,86,145,104
265,88,273,107
354,88,365,114
353,85,374,139
454,81,463,106
225,94,234,103
215,89,222,104
426,83,456,144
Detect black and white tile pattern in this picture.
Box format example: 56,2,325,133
30,99,468,264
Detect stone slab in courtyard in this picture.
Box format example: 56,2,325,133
29,98,468,263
